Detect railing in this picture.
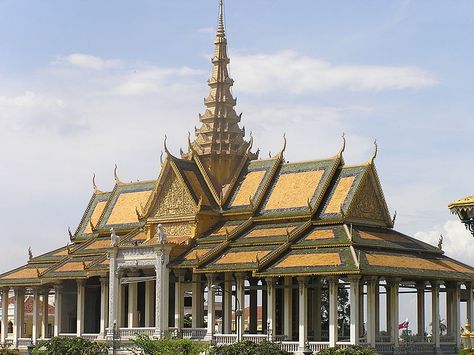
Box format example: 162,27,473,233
279,341,299,352
214,334,237,345
81,334,100,341
17,338,33,347
118,327,155,339
440,335,455,343
243,334,270,343
309,341,330,351
58,333,77,338
376,335,392,342
374,342,394,353
182,328,207,339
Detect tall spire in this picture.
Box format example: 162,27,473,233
190,0,250,189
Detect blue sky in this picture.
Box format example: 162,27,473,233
0,0,474,329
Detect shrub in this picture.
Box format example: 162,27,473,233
317,346,379,355
32,337,108,355
208,340,291,355
131,334,207,355
0,343,18,355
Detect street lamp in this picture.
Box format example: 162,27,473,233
211,284,243,343
449,195,474,236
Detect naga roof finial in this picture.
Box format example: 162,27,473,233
92,173,98,193
163,135,169,155
338,133,346,158
28,246,33,261
68,226,74,242
370,139,378,164
114,164,121,184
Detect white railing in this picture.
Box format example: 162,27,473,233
58,333,77,338
214,334,237,345
376,335,392,342
279,341,299,352
374,342,394,352
309,341,330,351
118,327,155,339
17,338,32,347
242,334,270,343
440,335,455,343
81,333,100,341
182,328,207,339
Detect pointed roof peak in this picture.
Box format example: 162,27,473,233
217,0,225,37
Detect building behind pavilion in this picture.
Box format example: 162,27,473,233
1,1,474,354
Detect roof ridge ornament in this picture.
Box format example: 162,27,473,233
68,227,74,242
391,210,397,227
337,133,346,158
369,139,378,165
28,246,33,261
114,164,122,184
92,173,101,193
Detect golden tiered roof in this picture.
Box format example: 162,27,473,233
1,1,474,286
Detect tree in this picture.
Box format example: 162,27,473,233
320,279,351,337
32,337,108,355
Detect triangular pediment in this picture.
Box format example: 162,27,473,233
146,161,197,219
345,166,392,227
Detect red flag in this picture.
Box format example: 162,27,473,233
398,319,409,330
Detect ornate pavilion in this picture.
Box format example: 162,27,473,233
1,1,474,354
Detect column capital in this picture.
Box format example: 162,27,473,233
297,276,309,284
385,278,401,287
430,280,442,289
415,281,427,290
76,279,86,286
265,277,276,285
445,281,462,289
99,277,109,286
465,281,474,289
235,272,247,281
14,287,25,296
326,276,339,284
364,276,379,283
348,275,361,283
205,273,217,283
2,286,9,294
173,269,186,280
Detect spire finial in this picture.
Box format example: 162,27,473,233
217,0,225,36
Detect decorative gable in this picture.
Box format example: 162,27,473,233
346,170,391,226
151,170,196,218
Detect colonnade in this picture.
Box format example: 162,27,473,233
1,274,469,354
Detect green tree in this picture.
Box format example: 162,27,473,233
320,279,351,338
32,337,108,355
208,340,291,355
131,334,207,355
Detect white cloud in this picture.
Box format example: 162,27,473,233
415,219,474,265
232,50,438,94
54,53,121,70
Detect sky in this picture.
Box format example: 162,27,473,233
0,0,474,331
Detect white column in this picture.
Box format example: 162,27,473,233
266,278,276,340
154,245,171,338
297,277,308,351
283,276,293,340
53,284,62,337
349,277,360,345
389,280,399,348
223,273,232,334
32,288,40,344
249,279,258,334
13,288,24,347
41,289,49,339
329,277,338,347
467,282,473,330
128,282,138,328
76,280,86,336
205,274,216,339
416,282,425,337
453,283,461,349
144,280,154,328
1,287,9,344
107,249,119,339
174,272,185,331
366,279,376,347
191,274,202,328
385,284,392,335
431,281,441,350
236,273,246,337
99,278,109,338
